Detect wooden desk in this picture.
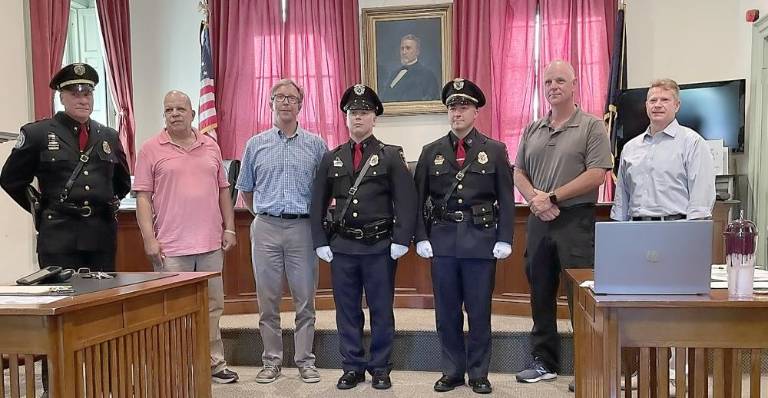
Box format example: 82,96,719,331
0,272,214,398
569,269,768,398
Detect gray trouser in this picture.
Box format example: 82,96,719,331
155,249,227,374
251,215,318,367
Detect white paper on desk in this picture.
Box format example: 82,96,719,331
711,265,768,282
580,280,595,289
0,295,66,305
0,285,71,295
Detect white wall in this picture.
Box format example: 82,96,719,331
0,0,36,283
130,0,201,151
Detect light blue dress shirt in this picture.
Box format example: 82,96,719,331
236,126,327,215
611,119,716,220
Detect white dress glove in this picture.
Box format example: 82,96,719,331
492,242,512,259
315,246,333,263
416,240,433,258
390,243,409,260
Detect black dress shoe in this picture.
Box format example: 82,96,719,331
568,380,575,392
434,375,465,392
336,370,365,390
469,377,493,394
371,370,392,390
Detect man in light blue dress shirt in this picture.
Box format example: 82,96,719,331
611,78,715,221
236,79,328,384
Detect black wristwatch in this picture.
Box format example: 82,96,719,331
548,191,558,204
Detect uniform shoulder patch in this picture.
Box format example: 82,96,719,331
14,132,25,149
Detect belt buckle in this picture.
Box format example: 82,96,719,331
80,154,89,162
351,228,364,240
348,187,358,195
452,211,464,222
80,205,92,217
455,172,465,181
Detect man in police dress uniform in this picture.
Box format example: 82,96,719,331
414,78,515,394
0,63,131,272
310,84,417,390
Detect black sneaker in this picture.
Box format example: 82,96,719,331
515,359,557,383
212,368,239,384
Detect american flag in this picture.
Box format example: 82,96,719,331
198,21,218,141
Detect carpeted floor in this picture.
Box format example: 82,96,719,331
213,366,575,398
221,309,573,334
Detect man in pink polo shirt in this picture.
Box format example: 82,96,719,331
133,90,238,384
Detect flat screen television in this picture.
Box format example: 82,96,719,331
615,79,745,160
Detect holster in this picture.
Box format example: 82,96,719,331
25,186,41,231
423,197,434,233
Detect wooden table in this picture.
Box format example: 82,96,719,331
569,269,768,398
0,272,215,398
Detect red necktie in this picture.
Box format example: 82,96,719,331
456,138,466,167
78,123,89,151
353,143,363,170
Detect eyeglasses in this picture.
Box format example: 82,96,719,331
272,94,300,104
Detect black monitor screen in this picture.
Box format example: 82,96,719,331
615,79,745,158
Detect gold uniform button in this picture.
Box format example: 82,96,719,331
353,199,359,204
334,173,339,177
352,212,358,218
457,198,463,204
458,184,463,190
47,215,52,220
85,185,90,191
372,171,377,175
435,171,440,175
84,201,89,205
481,170,486,174
84,170,89,176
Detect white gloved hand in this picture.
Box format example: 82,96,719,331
390,243,409,260
416,240,433,258
492,242,512,259
315,246,333,263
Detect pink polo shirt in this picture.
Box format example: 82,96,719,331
133,128,229,256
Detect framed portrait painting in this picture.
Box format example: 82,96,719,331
362,4,452,116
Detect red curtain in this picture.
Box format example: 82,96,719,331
454,0,537,154
284,0,360,149
96,0,136,172
210,0,358,158
29,0,70,120
539,0,615,201
454,0,537,202
209,0,283,160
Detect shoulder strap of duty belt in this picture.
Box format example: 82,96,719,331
436,155,477,207
59,145,95,202
336,143,385,223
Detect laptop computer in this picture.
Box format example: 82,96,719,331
593,220,713,295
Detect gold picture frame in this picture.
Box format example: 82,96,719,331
362,4,452,116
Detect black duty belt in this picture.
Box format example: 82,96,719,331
334,219,392,243
260,212,309,219
49,202,111,218
631,214,686,221
439,210,472,223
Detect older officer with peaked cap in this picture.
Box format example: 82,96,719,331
310,84,417,391
0,62,131,271
414,78,515,394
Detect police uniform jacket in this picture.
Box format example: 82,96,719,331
0,112,132,253
414,129,515,259
310,135,417,255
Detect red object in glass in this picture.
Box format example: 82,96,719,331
724,211,757,256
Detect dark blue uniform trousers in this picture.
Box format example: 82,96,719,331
331,252,396,373
432,256,496,379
